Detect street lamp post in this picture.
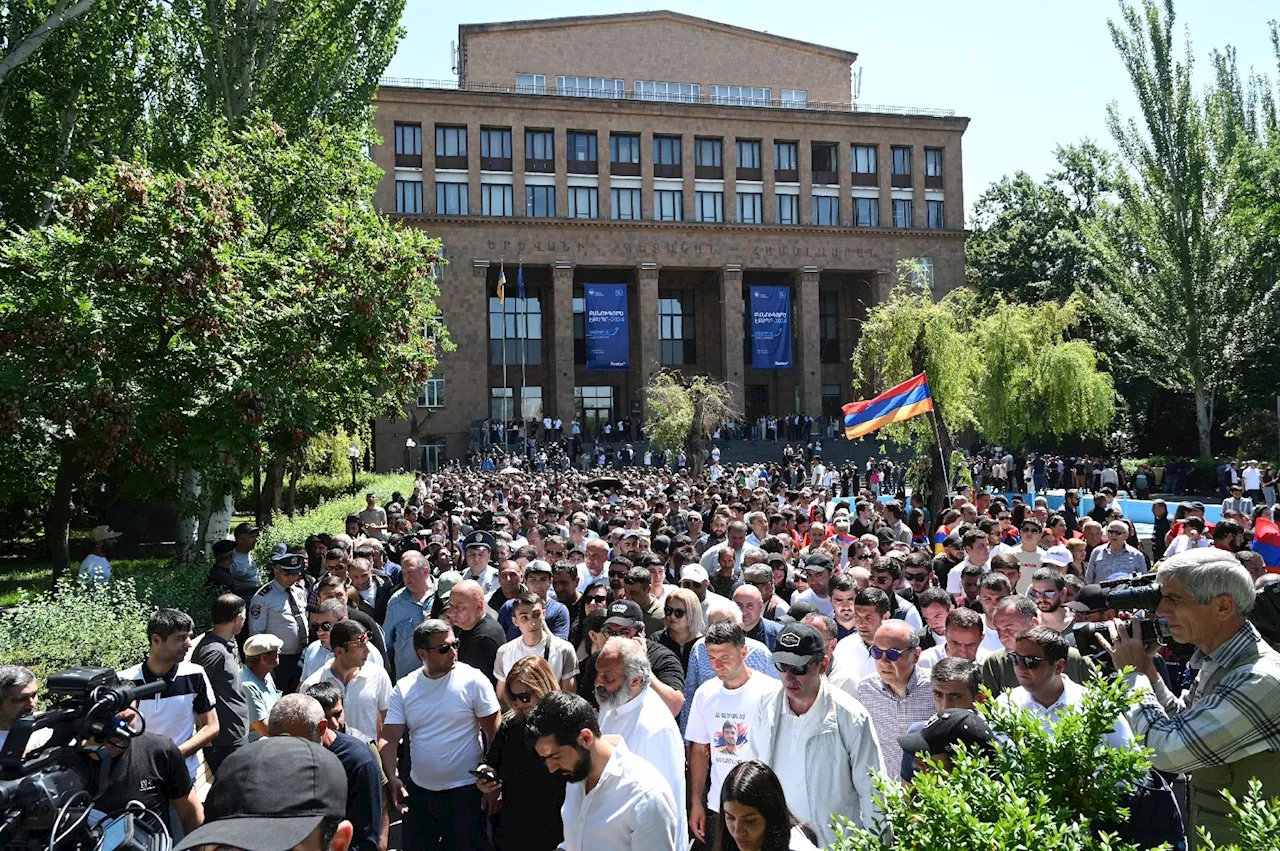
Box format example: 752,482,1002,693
405,438,417,472
348,444,359,495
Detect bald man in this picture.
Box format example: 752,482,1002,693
732,585,780,651
855,620,933,773
447,580,506,685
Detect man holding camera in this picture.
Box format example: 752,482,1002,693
1101,548,1280,849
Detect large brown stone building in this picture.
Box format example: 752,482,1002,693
371,10,969,469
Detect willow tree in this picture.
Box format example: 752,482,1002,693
852,282,1115,523
645,372,741,479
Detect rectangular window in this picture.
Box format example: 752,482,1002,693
556,76,623,98
891,146,911,175
567,131,597,162
781,89,807,106
435,125,467,157
610,133,641,163
491,387,513,421
520,387,544,421
568,186,598,219
852,145,877,174
893,198,913,229
774,142,798,172
695,138,722,167
526,185,555,217
653,136,681,165
695,191,723,223
574,386,614,430
435,182,468,215
654,189,683,221
737,192,762,224
489,295,543,366
776,193,799,225
395,180,423,214
854,197,879,227
515,73,546,94
819,291,840,364
927,199,945,229
481,184,513,216
736,140,761,169
634,80,700,102
811,142,838,174
812,195,839,226
914,257,935,290
394,124,422,155
611,187,641,220
480,128,511,159
418,377,445,408
658,290,696,365
525,130,554,161
925,148,944,176
709,85,771,106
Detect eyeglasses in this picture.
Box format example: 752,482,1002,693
869,647,907,662
604,626,636,638
1027,588,1060,600
585,595,609,605
609,570,628,579
774,660,814,676
664,608,687,618
903,572,929,582
432,640,460,655
545,549,565,557
1009,652,1048,669
316,622,335,632
509,690,536,704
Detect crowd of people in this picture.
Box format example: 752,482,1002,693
6,458,1280,851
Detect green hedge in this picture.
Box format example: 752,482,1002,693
252,473,415,564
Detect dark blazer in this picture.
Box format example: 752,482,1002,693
354,574,393,626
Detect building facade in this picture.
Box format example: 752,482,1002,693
370,11,970,468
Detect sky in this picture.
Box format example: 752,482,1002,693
386,1,1278,220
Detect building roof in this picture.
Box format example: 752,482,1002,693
458,10,858,64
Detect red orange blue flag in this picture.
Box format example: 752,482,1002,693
843,373,935,440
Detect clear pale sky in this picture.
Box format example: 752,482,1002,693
386,1,1277,220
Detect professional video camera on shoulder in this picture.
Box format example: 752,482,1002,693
1070,573,1195,659
0,667,170,851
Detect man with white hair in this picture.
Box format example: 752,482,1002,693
595,638,688,851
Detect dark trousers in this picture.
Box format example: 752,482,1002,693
275,653,302,693
203,743,241,775
404,780,482,851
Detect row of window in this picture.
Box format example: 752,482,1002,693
397,180,944,228
397,124,943,179
511,74,808,106
486,385,619,426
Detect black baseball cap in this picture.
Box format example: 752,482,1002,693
1066,584,1108,613
173,737,347,851
802,552,834,574
212,539,237,557
772,622,825,668
234,522,260,536
604,599,643,628
897,709,995,760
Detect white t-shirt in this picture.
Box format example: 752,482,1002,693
1243,467,1261,490
386,663,499,791
917,643,990,672
78,554,112,584
789,588,834,617
946,558,989,594
493,633,578,683
302,660,392,742
830,634,878,689
301,640,384,683
980,621,1005,654
685,672,781,810
1000,545,1044,593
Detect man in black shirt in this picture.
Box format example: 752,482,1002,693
94,724,203,834
446,579,506,685
191,594,250,774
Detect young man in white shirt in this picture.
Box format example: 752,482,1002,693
685,622,780,849
380,619,500,851
302,620,392,742
493,592,577,704
529,691,680,851
918,606,989,671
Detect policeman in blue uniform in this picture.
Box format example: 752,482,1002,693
248,552,309,693
461,530,499,596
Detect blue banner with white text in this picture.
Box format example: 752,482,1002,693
750,285,793,369
585,284,630,370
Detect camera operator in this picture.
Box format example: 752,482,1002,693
1100,548,1280,849
0,666,40,753
90,708,204,835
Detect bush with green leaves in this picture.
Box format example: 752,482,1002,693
830,675,1153,851
1198,778,1280,851
252,473,415,564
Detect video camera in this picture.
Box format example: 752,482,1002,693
1072,574,1195,658
0,667,170,851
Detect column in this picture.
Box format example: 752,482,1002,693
794,266,822,416
874,267,894,305
635,262,661,419
837,144,852,227
681,134,696,222
719,265,745,415
552,261,575,421
467,122,482,215
797,134,813,225
912,143,927,227
554,126,569,218
762,137,777,224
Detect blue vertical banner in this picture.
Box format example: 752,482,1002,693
585,284,630,370
750,285,793,369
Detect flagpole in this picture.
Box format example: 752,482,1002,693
500,259,508,430
928,406,950,493
519,263,527,439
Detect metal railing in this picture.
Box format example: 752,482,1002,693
377,77,958,119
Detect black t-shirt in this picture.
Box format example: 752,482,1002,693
485,714,567,851
327,731,384,851
458,615,506,685
95,732,191,816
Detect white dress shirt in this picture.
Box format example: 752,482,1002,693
599,686,688,851
1005,678,1134,751
560,741,680,851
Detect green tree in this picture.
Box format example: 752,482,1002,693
645,371,741,479
0,0,97,88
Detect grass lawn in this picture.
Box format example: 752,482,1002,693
0,557,173,607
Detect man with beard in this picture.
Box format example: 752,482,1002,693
78,524,122,583
528,691,679,851
594,638,687,851
1028,567,1072,634
0,665,47,754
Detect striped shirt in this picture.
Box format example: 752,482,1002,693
119,660,216,779
1123,623,1280,773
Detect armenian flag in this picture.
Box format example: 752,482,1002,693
843,373,935,441
497,263,506,304
1252,516,1280,572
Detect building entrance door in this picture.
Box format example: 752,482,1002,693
745,384,768,425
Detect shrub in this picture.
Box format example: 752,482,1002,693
1198,778,1280,851
252,473,415,563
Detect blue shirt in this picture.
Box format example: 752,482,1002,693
679,636,779,735
383,586,435,681
328,731,384,851
496,597,570,641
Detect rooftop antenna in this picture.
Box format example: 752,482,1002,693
450,40,458,76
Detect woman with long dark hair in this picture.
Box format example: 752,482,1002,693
713,761,818,851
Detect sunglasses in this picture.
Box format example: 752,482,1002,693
316,622,335,632
586,595,609,605
1010,652,1048,669
609,571,628,579
903,572,929,582
1027,589,1059,600
509,690,536,704
432,640,460,655
869,647,908,662
545,550,566,557
604,626,635,638
775,660,814,676
664,608,687,618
